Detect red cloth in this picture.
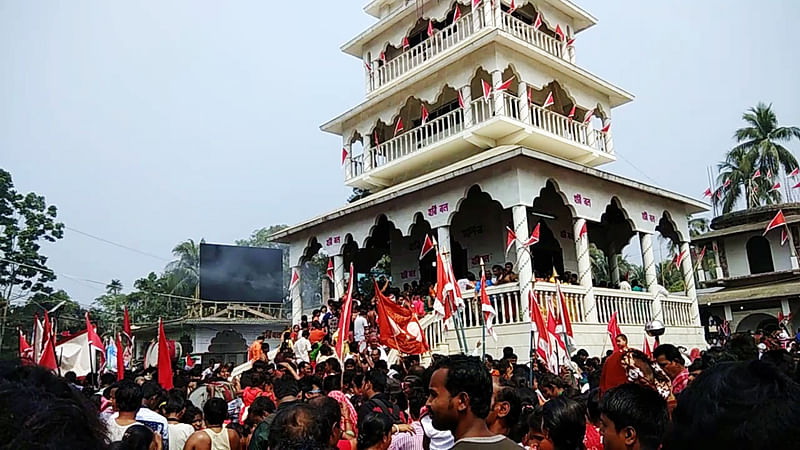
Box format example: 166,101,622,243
157,319,174,390
309,329,326,344
584,424,603,450
375,281,429,355
599,350,627,396
672,368,690,395
337,440,354,450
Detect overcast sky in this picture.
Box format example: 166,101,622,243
2,1,799,306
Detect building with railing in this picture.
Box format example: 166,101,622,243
694,204,799,339
272,0,709,357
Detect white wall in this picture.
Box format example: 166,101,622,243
723,231,792,277
193,324,285,355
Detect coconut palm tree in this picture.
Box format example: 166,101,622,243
106,279,123,295
166,238,204,298
688,217,709,238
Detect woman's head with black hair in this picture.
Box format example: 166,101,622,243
115,381,144,413
357,412,393,450
309,396,342,447
121,424,156,450
269,403,326,449
541,396,586,450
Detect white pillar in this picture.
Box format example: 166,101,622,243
291,265,302,325
512,205,534,313
461,85,473,128
333,254,346,300
713,240,723,279
483,0,494,27
680,241,701,326
640,232,658,292
436,226,451,256
609,253,620,286
723,304,733,322
574,218,598,322
343,140,352,180
491,70,503,116
781,299,791,317
518,81,530,124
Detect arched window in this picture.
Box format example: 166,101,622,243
746,236,774,274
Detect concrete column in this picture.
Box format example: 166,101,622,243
333,254,346,300
604,125,615,155
781,299,791,317
574,218,599,322
461,85,473,128
290,266,302,325
364,129,374,172
680,241,702,326
640,232,658,292
492,0,502,27
343,140,352,179
512,205,534,314
491,70,503,116
483,0,494,27
518,81,530,124
609,253,620,286
713,240,724,279
436,225,451,256
723,304,733,322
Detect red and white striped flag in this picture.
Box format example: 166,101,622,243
764,210,787,235
421,104,429,125
403,37,410,50
453,7,461,22
703,187,712,198
427,20,434,37
542,91,554,108
394,117,404,136
533,12,542,30
496,76,514,92
522,223,541,247
583,109,594,125
791,167,800,177
505,227,517,255
482,79,493,100
601,120,611,133
770,182,781,192
567,105,576,120
555,24,565,41
458,91,465,109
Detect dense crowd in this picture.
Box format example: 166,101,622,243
3,283,800,450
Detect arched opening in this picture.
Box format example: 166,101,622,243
530,181,573,279
450,185,511,280
746,236,774,274
590,199,637,288
407,214,436,287
298,238,328,312
207,329,248,365
654,213,685,293
736,313,778,334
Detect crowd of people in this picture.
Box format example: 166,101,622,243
5,278,800,450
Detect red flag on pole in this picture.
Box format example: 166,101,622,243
643,335,652,358
496,76,515,92
554,24,565,41
419,235,435,260
764,210,786,235
482,80,492,100
326,258,335,281
542,91,554,108
723,179,732,188
403,37,410,50
479,261,497,341
123,306,132,342
578,220,588,240
364,60,372,72
770,182,781,192
521,223,541,247
703,188,712,198
546,306,565,373
157,318,173,390
527,88,533,106
533,12,542,30
601,121,611,133
19,328,31,359
793,181,800,189
782,228,789,246
394,117,403,136
453,6,461,21
752,169,762,179
427,20,434,37
433,250,450,321
473,0,480,6
716,190,723,200
607,311,623,351
38,333,58,371
421,104,429,125
341,147,348,165
380,51,386,62
185,353,195,369
791,167,800,177
583,109,594,125
289,267,300,291
566,37,575,48
674,249,688,269
505,227,517,255
567,105,576,120
85,312,105,355
42,311,52,347
529,290,549,365
556,282,574,342
375,281,429,355
336,264,356,358
509,0,516,13
116,334,125,381
458,91,465,109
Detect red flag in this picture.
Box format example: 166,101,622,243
556,282,574,341
793,181,800,189
336,264,356,358
791,167,799,177
527,88,533,106
85,312,105,355
723,178,732,188
578,220,588,240
703,187,712,198
42,311,52,346
583,109,594,125
674,249,688,269
116,334,125,381
380,51,386,62
542,91,554,108
373,131,380,147
123,306,132,342
533,12,542,30
289,267,300,290
419,235,435,260
453,6,461,21
521,223,540,247
607,311,623,351
509,0,516,13
716,190,723,200
482,79,492,100
767,168,773,179
601,121,611,133
421,104,429,125
38,334,58,371
185,353,195,369
433,251,450,320
403,36,410,50
566,37,575,48
473,0,480,6
479,261,497,341
19,328,31,359
567,105,576,120
496,76,515,92
427,20,434,37
394,117,403,136
157,318,173,390
770,182,781,192
554,24,565,41
752,169,761,179
341,147,348,165
529,290,549,364
782,228,789,246
326,258,335,281
375,281,429,355
458,91,465,109
643,335,652,358
546,305,565,373
364,60,372,72
764,210,786,235
505,227,517,255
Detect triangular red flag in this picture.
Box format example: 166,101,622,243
421,104,429,125
723,178,732,188
509,0,516,13
326,258,335,281
403,36,410,50
522,223,541,247
157,318,173,390
116,333,125,381
793,181,800,189
458,91,465,109
433,251,450,321
427,20,434,37
380,51,386,62
364,60,372,72
38,334,58,371
419,235,435,260
716,189,723,200
453,6,461,22
643,335,652,358
479,261,497,341
764,210,786,235
341,147,348,165
289,267,300,290
18,328,31,359
123,306,132,342
496,76,515,92
556,282,574,340
601,121,611,133
673,249,688,269
42,311,52,347
533,12,542,30
185,353,195,369
529,290,550,365
770,182,781,192
482,79,492,100
566,37,575,48
394,117,404,136
473,0,480,6
703,187,712,198
607,311,623,351
791,167,800,177
505,227,517,255
567,105,576,120
781,228,789,246
578,220,588,240
752,169,762,179
336,264,355,358
583,109,594,125
555,24,565,41
542,91,554,108
85,312,105,355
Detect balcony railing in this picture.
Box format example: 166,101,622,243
530,101,608,152
370,107,465,169
366,9,571,93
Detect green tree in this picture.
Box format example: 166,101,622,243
348,188,371,203
0,169,65,352
656,260,685,293
688,217,709,238
166,239,203,298
106,279,123,295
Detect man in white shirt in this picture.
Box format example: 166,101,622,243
106,381,143,442
354,308,369,345
294,330,312,364
112,381,170,449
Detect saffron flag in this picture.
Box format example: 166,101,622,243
703,187,712,198
157,318,173,390
85,312,106,355
335,264,356,358
427,20,434,37
375,281,429,355
394,117,403,136
341,147,348,165
555,24,565,41
289,267,300,291
791,167,800,177
458,91,465,109
453,6,461,21
607,311,623,351
403,36,410,50
782,228,789,246
116,334,125,381
567,105,576,120
123,306,132,342
583,109,594,125
496,76,514,92
770,182,781,192
505,227,517,255
326,258,335,281
643,335,652,358
482,79,492,100
529,290,549,365
522,223,541,247
601,121,611,133
419,234,435,260
421,104,429,125
533,12,542,30
479,261,497,341
542,91,554,108
764,210,786,235
674,249,688,269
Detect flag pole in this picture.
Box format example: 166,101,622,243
480,259,487,362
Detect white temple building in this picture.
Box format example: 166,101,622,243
271,0,709,358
